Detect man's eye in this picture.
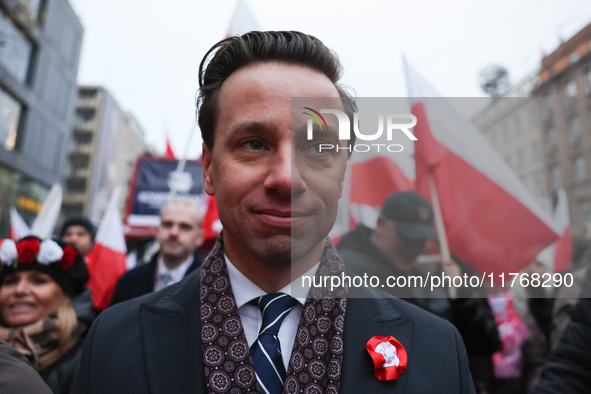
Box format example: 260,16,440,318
306,143,327,154
247,141,264,150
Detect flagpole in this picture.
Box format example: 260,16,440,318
168,122,198,200
427,173,456,299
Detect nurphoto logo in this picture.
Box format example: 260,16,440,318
302,107,417,153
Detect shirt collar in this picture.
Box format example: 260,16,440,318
157,254,194,282
224,254,319,309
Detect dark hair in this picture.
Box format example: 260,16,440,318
60,217,95,241
197,30,356,150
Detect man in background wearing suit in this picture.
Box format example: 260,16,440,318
73,31,476,394
110,199,204,305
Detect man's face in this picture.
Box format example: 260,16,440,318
62,225,94,256
202,63,348,265
379,218,426,272
157,203,202,263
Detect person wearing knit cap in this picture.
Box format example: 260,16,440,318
0,236,95,394
60,217,96,257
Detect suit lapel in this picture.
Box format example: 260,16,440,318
341,296,412,394
140,269,206,394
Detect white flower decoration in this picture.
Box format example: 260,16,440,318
0,240,17,265
375,341,400,368
37,239,64,265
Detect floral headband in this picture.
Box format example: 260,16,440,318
0,238,78,271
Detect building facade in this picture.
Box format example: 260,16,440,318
62,86,149,222
117,112,148,212
0,0,83,236
473,75,547,207
533,23,591,239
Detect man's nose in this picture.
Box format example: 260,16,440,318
169,225,180,236
263,144,306,198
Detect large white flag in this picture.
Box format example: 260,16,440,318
30,183,63,238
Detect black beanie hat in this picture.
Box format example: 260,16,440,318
0,236,89,299
60,217,95,240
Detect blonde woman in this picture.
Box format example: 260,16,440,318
0,236,93,394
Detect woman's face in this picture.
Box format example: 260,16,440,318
0,271,67,327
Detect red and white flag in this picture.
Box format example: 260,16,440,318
9,207,31,241
349,154,415,229
165,137,176,159
86,187,127,310
405,59,559,275
551,188,572,272
226,0,260,37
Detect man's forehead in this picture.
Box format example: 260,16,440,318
161,203,200,222
218,64,341,113
65,225,90,235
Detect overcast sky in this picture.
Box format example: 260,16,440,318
68,0,591,158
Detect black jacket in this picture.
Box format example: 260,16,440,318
72,264,475,393
337,225,500,358
40,289,96,394
534,266,591,393
109,251,202,306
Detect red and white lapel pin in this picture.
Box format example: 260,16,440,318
365,336,408,381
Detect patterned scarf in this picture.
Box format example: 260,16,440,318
0,316,82,371
201,235,348,394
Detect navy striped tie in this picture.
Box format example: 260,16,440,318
250,293,298,394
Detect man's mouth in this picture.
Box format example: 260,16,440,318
254,209,312,228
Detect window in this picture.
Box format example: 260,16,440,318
551,165,562,190
566,80,578,98
0,10,34,83
579,201,590,228
16,0,43,22
66,179,86,194
79,89,96,99
570,116,581,144
575,156,586,181
78,89,97,105
570,52,580,64
586,69,591,91
62,204,83,219
0,87,22,151
75,110,95,130
72,133,92,152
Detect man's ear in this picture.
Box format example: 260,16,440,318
202,142,215,196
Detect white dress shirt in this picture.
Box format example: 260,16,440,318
224,254,319,368
154,255,194,291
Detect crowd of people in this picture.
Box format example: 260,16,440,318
0,30,589,394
